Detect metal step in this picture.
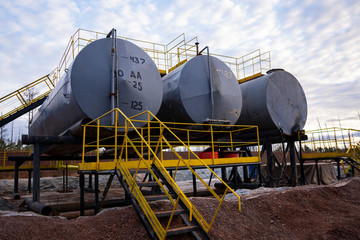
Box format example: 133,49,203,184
343,158,360,171
136,181,162,187
144,194,169,201
151,163,210,240
154,209,186,218
166,225,200,236
129,169,150,174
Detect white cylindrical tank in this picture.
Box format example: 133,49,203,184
236,69,307,135
157,55,242,124
30,37,162,137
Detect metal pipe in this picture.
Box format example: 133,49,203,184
289,140,297,186
66,163,69,191
109,28,118,126
25,198,53,216
13,161,20,199
315,160,320,185
53,199,127,213
265,139,274,187
27,170,32,193
80,173,85,216
88,173,93,188
33,143,41,202
243,166,249,183
192,170,197,197
62,168,65,191
94,172,99,214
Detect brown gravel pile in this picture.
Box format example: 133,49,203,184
0,177,360,239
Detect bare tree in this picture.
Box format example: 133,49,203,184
0,124,7,149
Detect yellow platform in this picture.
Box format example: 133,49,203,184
78,156,261,171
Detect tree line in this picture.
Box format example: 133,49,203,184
0,124,31,150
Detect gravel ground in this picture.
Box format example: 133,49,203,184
0,176,359,239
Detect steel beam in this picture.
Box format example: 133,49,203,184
289,140,297,186
265,139,274,187
32,143,49,202
13,159,24,199
0,97,46,128
33,143,41,202
315,160,320,185
94,172,99,214
192,170,197,197
28,170,32,193
79,173,85,216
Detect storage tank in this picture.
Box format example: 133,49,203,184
236,69,307,136
30,37,162,137
157,55,242,125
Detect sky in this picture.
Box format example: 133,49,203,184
0,0,359,139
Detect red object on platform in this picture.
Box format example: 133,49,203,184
198,152,219,159
219,152,239,158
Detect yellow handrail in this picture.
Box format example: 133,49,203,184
302,127,360,155
82,108,261,237
0,74,55,121
1,28,271,124
0,149,71,172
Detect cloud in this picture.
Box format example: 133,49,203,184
0,0,80,94
0,0,359,133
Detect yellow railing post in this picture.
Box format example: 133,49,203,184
148,113,150,161
72,36,75,60
348,129,352,152
125,121,128,162
334,128,338,152
114,109,118,161
187,130,190,160
160,124,163,162
82,125,86,164
256,127,261,160
312,133,316,152
164,195,180,237
141,128,144,158
211,125,215,164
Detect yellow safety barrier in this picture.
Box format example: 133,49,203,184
0,149,79,172
167,36,271,82
80,108,261,238
56,29,167,84
302,127,360,159
0,150,32,169
302,128,360,177
340,144,360,175
55,160,79,170
0,149,60,171
59,29,270,83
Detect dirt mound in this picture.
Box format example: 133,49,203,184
0,177,360,239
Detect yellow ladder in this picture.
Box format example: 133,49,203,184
0,73,55,126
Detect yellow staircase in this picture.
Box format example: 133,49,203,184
0,73,56,127
79,108,261,239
